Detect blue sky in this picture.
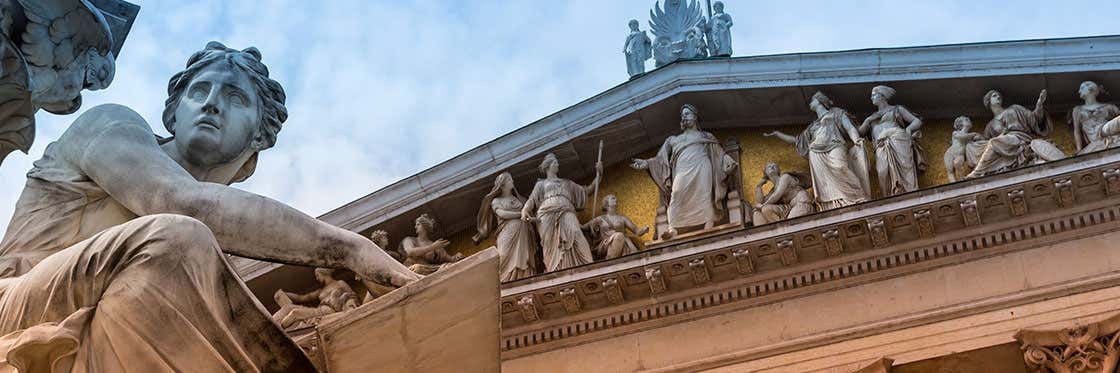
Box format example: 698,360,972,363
2,0,1119,233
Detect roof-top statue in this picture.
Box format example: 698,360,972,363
648,0,707,67
0,0,138,167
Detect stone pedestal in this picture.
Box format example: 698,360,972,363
315,248,500,372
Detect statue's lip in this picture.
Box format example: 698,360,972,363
196,117,221,130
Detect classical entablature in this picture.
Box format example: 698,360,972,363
237,35,1120,371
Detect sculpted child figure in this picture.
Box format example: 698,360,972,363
401,214,463,275
0,42,418,371
370,229,404,262
272,268,359,330
752,162,815,225
944,116,986,182
582,194,649,260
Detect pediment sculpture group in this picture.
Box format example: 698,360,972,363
455,81,1120,285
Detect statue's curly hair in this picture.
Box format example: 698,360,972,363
163,41,288,151
415,213,438,235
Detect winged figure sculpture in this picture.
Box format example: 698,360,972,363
0,0,137,167
648,0,706,67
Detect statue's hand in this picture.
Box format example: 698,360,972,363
762,131,777,137
637,226,650,236
630,158,648,170
1038,89,1048,106
434,239,450,249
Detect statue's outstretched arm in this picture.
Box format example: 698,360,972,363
77,107,419,287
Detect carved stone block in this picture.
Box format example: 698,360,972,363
602,278,624,305
1104,168,1120,195
688,258,710,285
867,217,888,247
559,287,581,313
1007,189,1027,216
518,295,539,322
960,198,981,227
822,229,843,256
777,238,798,266
1015,312,1120,373
913,209,934,238
1053,177,1074,207
645,267,667,295
731,247,755,274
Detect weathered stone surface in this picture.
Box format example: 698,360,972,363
317,248,500,373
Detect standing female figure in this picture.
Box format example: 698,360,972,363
474,172,539,282
859,85,925,196
1071,81,1120,155
583,194,649,260
521,153,602,272
766,92,871,210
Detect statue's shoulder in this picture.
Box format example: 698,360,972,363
64,104,152,140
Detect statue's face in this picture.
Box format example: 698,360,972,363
172,63,260,167
954,118,972,131
680,107,698,130
870,90,885,105
315,271,331,283
989,92,1002,108
629,20,639,31
1079,82,1099,99
809,98,822,112
501,176,514,194
414,220,427,236
765,162,779,176
714,2,724,12
605,195,618,210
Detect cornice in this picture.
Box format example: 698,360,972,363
499,148,1120,357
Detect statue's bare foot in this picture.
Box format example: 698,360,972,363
660,228,677,240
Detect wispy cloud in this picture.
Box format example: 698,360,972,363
2,0,1119,233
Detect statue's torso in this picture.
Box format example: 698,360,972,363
1074,103,1120,142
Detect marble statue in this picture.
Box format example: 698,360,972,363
522,153,602,272
752,162,815,225
474,171,539,282
944,116,986,182
966,89,1065,178
631,104,738,239
624,19,652,77
370,229,403,262
858,85,925,197
649,0,706,67
0,0,137,166
708,1,733,57
583,194,649,260
0,42,418,371
1071,81,1120,155
272,268,359,330
402,213,463,275
766,92,871,210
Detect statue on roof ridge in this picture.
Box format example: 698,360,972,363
648,0,707,67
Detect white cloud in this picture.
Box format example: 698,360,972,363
2,0,1120,234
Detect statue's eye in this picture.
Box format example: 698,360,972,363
190,86,207,100
229,92,247,106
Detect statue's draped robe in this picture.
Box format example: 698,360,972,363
968,104,1065,178
490,197,538,282
870,106,923,196
645,130,735,229
0,112,312,372
624,31,651,76
524,178,593,272
710,13,733,56
795,108,871,210
1073,103,1120,155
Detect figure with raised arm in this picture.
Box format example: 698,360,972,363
966,89,1065,178
765,92,871,210
752,162,816,225
582,194,649,260
521,153,601,272
0,42,417,371
1071,81,1120,155
630,104,738,239
272,268,359,330
858,85,925,196
401,214,463,275
474,172,539,282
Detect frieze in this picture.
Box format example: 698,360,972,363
602,277,625,305
500,154,1120,354
518,295,539,322
1054,177,1075,207
1103,168,1120,195
559,287,581,313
